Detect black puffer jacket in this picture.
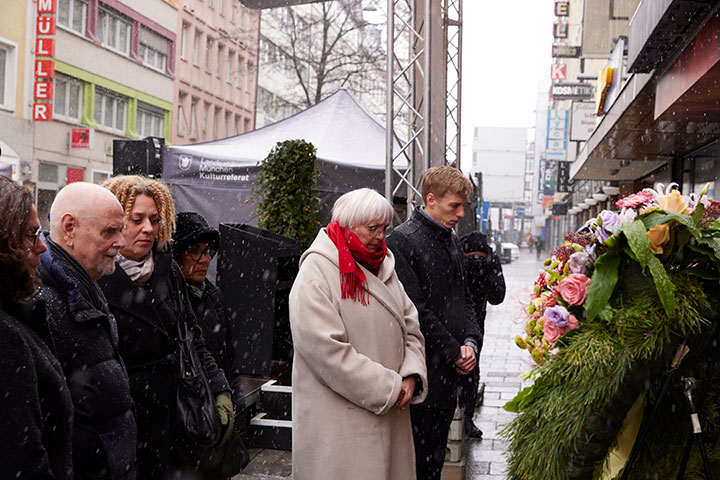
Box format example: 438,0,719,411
37,236,137,480
0,301,74,480
386,207,482,409
97,250,230,479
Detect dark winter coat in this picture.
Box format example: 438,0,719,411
463,251,506,341
188,280,244,409
386,207,482,409
37,236,137,480
0,301,74,480
97,250,231,479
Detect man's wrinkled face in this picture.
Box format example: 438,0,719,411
425,192,467,229
73,204,126,281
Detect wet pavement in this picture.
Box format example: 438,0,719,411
233,248,544,480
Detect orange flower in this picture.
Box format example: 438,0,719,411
648,223,670,254
658,190,690,214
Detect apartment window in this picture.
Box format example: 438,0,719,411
235,114,241,135
226,50,233,82
217,44,224,78
213,107,220,139
98,7,131,55
94,88,127,134
208,0,213,8
245,63,252,91
225,111,231,138
139,27,168,72
189,100,198,139
53,74,82,122
0,42,17,110
193,30,201,66
177,93,187,136
236,57,243,88
218,0,224,15
230,0,236,22
58,0,87,35
137,103,164,138
180,23,188,60
206,38,213,72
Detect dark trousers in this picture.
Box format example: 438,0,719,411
410,404,455,480
459,366,480,420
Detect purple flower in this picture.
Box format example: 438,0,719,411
545,305,570,327
599,210,620,228
569,251,591,275
584,243,597,262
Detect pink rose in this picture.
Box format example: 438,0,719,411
543,318,561,345
556,274,591,306
561,314,579,335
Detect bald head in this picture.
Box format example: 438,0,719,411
49,182,126,282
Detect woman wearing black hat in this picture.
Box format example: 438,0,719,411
173,211,249,479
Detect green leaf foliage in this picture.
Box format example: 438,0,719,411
585,252,620,321
641,211,702,240
255,139,320,249
622,219,676,315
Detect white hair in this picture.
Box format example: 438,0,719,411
331,188,393,228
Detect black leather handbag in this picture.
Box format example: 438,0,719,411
176,317,222,447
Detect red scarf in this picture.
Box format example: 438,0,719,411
326,221,387,305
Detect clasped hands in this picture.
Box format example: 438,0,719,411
395,375,417,408
455,345,476,375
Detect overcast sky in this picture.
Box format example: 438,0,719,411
460,0,555,168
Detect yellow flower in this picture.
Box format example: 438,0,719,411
647,223,670,254
658,190,690,214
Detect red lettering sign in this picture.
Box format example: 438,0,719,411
33,103,53,121
71,128,92,149
36,16,56,35
550,63,567,80
34,82,54,100
35,59,55,78
36,38,56,57
37,0,57,14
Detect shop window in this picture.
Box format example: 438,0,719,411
138,103,164,138
139,27,169,73
98,7,131,55
92,170,111,184
58,0,87,35
53,74,83,122
94,88,127,134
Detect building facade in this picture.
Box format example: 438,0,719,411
10,0,179,227
171,0,259,145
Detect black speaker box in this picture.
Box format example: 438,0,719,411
113,136,164,177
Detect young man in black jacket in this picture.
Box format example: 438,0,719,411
386,166,482,480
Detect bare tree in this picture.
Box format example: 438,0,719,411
259,0,385,113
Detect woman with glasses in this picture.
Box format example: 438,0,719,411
289,188,427,480
172,211,249,479
96,175,232,479
0,175,73,479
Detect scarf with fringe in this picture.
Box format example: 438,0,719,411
325,221,387,305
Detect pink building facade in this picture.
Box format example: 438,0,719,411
172,0,259,145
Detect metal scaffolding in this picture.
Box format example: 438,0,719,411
385,0,463,217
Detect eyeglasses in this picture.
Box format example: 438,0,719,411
26,226,42,245
186,245,217,261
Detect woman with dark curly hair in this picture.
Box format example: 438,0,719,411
0,175,73,479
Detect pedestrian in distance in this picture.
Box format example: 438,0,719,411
0,176,74,480
97,175,232,479
289,188,428,480
173,211,250,479
36,182,137,479
459,231,507,439
386,166,482,480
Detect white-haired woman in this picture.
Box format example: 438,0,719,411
289,188,427,480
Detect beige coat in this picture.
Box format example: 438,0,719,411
289,229,428,480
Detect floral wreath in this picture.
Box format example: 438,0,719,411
503,183,720,479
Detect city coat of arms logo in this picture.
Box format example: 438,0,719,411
179,155,193,171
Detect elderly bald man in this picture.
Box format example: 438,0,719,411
37,182,138,480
